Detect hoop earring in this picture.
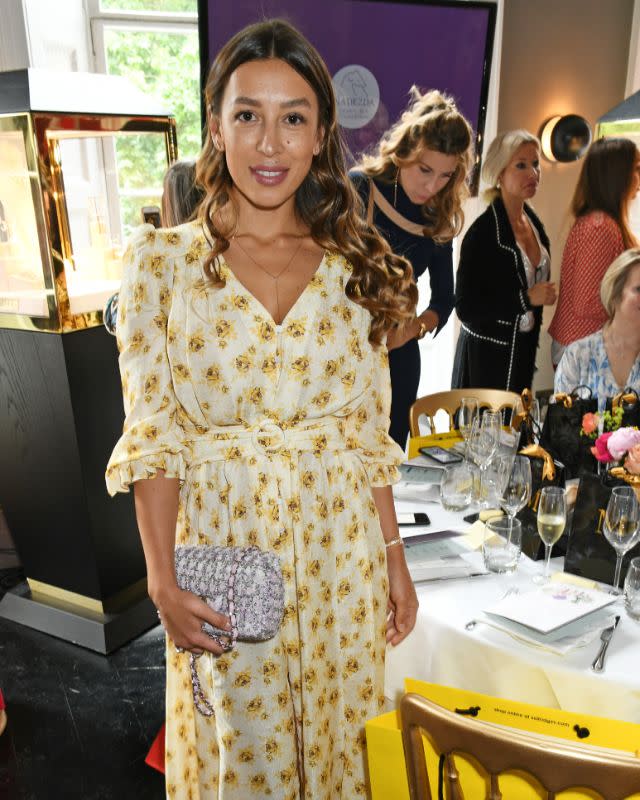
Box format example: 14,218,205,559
394,169,399,208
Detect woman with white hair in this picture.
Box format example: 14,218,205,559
452,130,557,392
555,248,640,404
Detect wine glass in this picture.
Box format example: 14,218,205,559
459,397,479,444
603,486,640,595
496,455,532,534
534,486,566,584
466,416,500,508
624,557,640,620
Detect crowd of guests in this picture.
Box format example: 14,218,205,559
358,102,640,446
450,128,640,422
322,92,640,446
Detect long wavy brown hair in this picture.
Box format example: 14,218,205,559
358,87,473,243
195,19,417,345
571,137,638,249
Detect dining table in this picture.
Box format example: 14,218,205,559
386,478,640,725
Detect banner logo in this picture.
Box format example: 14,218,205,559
333,65,380,129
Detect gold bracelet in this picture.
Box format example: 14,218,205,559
385,536,404,549
415,320,428,340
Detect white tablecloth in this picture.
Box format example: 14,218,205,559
387,499,640,724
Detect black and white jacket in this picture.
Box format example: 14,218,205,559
455,197,549,345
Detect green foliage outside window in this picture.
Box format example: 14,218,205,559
105,25,200,234
101,0,197,12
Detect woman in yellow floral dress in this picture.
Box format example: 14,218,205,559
107,19,419,800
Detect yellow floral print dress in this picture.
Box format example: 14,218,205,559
106,220,404,799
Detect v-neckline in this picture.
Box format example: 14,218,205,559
220,251,328,328
601,330,640,392
517,216,542,269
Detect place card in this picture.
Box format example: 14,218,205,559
485,583,617,633
404,531,487,582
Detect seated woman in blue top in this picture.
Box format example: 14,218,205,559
350,88,473,449
555,248,640,408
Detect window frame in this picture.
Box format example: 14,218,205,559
85,0,198,236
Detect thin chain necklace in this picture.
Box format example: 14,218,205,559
233,234,304,323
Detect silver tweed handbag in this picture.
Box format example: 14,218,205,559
174,545,285,716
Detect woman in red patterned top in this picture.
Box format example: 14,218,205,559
549,137,640,366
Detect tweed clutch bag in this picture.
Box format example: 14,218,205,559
175,545,285,716
175,545,285,646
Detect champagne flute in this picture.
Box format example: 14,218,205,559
459,397,479,444
496,455,532,533
534,486,566,584
603,486,640,595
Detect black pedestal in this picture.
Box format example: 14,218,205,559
0,325,150,650
0,581,158,653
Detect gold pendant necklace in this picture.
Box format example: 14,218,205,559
233,235,304,323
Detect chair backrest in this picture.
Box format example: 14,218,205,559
409,389,521,437
400,693,640,800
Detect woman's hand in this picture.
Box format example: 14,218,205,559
386,323,416,351
386,310,438,351
527,281,557,306
386,547,419,646
154,583,232,656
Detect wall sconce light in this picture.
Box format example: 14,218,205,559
540,114,592,162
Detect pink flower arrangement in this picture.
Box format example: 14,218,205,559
625,444,640,476
591,426,640,463
591,431,614,463
608,427,640,460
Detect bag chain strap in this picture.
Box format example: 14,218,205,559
189,547,246,717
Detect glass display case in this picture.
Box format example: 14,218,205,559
0,68,176,332
596,91,640,241
0,69,177,652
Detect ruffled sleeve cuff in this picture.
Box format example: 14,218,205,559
364,461,402,487
356,431,405,487
105,449,186,496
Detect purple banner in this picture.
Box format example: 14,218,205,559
202,0,495,166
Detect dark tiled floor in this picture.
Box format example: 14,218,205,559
0,569,166,800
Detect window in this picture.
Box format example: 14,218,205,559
87,0,199,236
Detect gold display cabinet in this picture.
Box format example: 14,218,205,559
595,91,640,242
0,68,177,652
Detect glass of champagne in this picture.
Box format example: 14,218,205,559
603,486,640,595
496,455,532,533
535,486,566,584
459,397,479,444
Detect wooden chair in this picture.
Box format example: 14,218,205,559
400,693,640,800
409,389,521,437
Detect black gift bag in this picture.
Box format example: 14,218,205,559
564,471,640,586
605,389,640,429
539,386,597,480
516,447,566,560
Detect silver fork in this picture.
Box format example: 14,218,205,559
465,586,519,630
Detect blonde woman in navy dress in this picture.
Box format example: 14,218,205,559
351,89,473,449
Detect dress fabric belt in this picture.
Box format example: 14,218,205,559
185,416,351,470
